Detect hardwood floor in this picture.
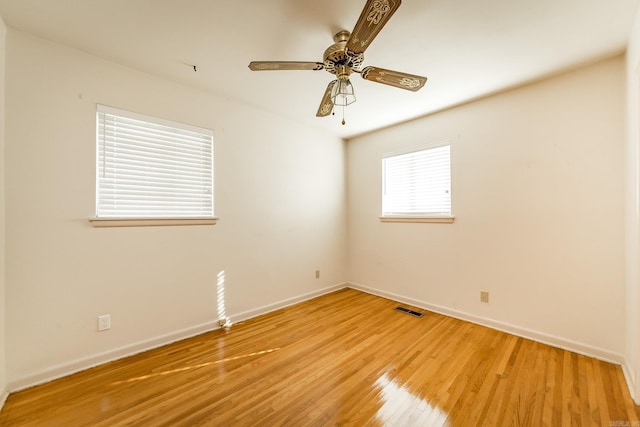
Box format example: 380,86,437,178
1,288,638,426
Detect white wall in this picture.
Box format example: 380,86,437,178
348,56,626,362
626,3,640,404
0,15,7,408
1,21,633,403
4,30,346,388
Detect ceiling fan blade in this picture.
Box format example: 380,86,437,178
248,61,324,71
316,81,337,117
360,66,427,91
345,0,402,54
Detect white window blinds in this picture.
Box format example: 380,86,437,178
382,144,451,216
96,105,214,218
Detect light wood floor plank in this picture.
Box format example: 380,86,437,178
0,288,638,426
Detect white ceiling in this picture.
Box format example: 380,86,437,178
0,0,638,139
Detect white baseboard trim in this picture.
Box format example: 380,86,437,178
9,319,219,393
347,282,625,365
9,283,347,393
10,282,623,398
0,387,8,413
230,283,347,325
622,358,639,404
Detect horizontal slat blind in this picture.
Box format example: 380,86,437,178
96,106,214,218
382,145,451,216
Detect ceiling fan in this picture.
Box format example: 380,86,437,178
248,0,427,124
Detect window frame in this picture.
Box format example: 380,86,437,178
380,142,454,224
90,105,217,228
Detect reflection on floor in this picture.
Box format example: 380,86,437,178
0,288,638,425
376,372,450,425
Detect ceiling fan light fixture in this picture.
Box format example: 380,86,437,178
248,0,428,123
331,78,356,106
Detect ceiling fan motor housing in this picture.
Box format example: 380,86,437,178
248,0,428,119
323,31,364,75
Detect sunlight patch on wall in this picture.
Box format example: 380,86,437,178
217,270,231,327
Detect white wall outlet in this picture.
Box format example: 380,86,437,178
315,270,320,279
98,314,111,331
480,291,489,303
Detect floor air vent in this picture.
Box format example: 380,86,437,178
395,307,423,317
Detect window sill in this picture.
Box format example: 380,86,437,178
89,217,218,228
379,216,455,224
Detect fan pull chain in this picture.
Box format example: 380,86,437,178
342,104,346,125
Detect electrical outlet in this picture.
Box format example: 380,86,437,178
480,291,489,303
315,270,320,279
98,314,111,331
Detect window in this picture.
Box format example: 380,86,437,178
381,143,453,223
92,105,215,227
